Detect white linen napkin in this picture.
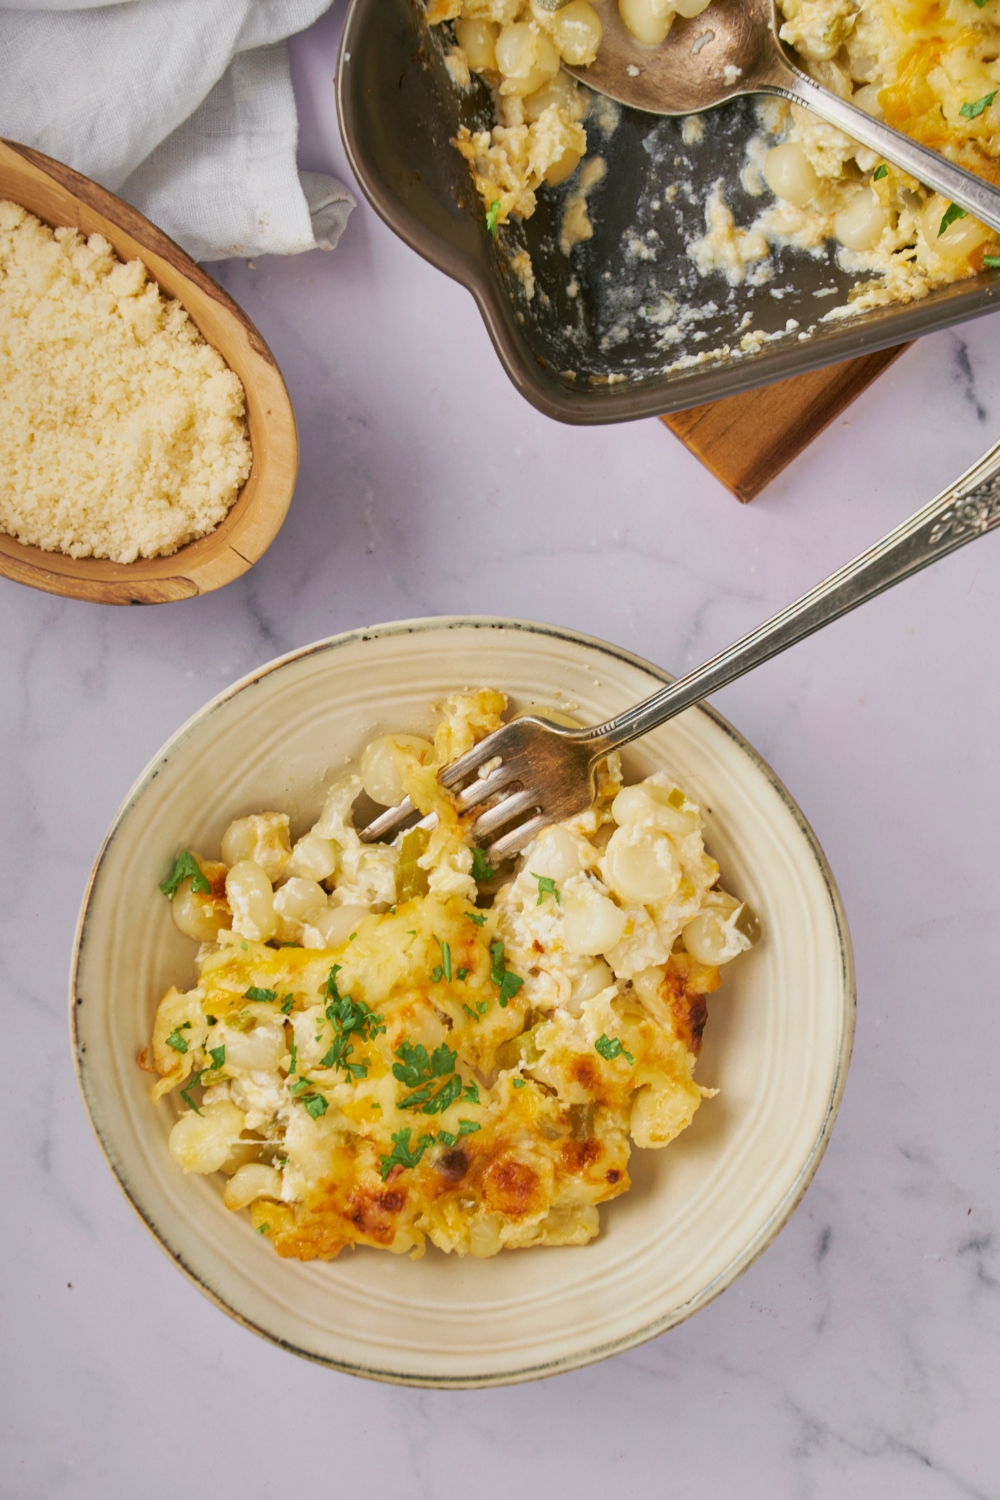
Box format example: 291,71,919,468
0,0,355,261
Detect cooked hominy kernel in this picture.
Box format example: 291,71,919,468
223,1163,284,1212
562,880,628,954
284,831,339,883
619,0,676,47
834,186,890,251
169,856,229,942
604,825,681,904
168,1102,247,1174
220,813,291,883
273,877,328,925
546,0,603,66
223,1020,286,1072
225,860,278,942
496,21,561,93
763,142,820,209
455,16,498,69
309,903,371,947
360,734,434,807
921,197,991,259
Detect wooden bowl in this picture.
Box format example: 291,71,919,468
0,138,298,605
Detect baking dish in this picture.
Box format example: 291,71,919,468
337,0,1000,425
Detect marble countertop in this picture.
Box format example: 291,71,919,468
4,6,1000,1496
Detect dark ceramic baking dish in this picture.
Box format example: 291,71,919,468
337,0,1000,425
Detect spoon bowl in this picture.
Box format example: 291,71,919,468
564,0,776,116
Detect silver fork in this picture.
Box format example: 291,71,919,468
360,438,1000,864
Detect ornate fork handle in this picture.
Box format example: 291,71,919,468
582,439,1000,757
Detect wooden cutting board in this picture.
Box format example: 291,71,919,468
662,343,910,501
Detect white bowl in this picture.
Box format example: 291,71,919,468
71,618,854,1387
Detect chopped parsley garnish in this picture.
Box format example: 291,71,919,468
302,1093,328,1118
393,1039,457,1088
257,1224,269,1234
240,942,248,951
280,994,294,1014
437,1130,457,1146
380,1127,436,1180
476,1000,489,1015
463,1004,479,1022
206,1015,217,1026
318,1033,367,1079
393,1039,461,1111
165,1029,189,1054
457,967,469,981
872,163,888,180
458,1119,481,1135
471,847,493,883
465,910,487,926
512,1078,526,1088
431,965,443,983
595,1033,635,1066
960,89,997,119
180,1070,205,1114
244,986,276,1003
485,199,501,236
159,851,210,900
441,941,453,982
939,203,968,236
461,1081,480,1105
289,1077,310,1094
531,872,560,905
289,1036,298,1076
415,1073,463,1115
208,1045,226,1070
490,941,525,1007
984,254,1000,268
320,964,385,1080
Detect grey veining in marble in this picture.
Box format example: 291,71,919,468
2,4,999,1496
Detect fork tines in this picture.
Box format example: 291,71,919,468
358,723,543,860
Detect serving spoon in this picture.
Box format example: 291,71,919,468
550,0,1000,238
361,436,1000,861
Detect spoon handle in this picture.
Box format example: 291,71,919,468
587,438,1000,753
765,64,1000,237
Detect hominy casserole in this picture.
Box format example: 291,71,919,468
146,690,760,1261
431,0,1000,312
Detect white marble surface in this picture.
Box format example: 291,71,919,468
4,5,1000,1495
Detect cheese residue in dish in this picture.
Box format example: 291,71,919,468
146,690,760,1261
0,201,252,562
430,0,1000,316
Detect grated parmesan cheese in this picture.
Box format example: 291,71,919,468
0,201,252,563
